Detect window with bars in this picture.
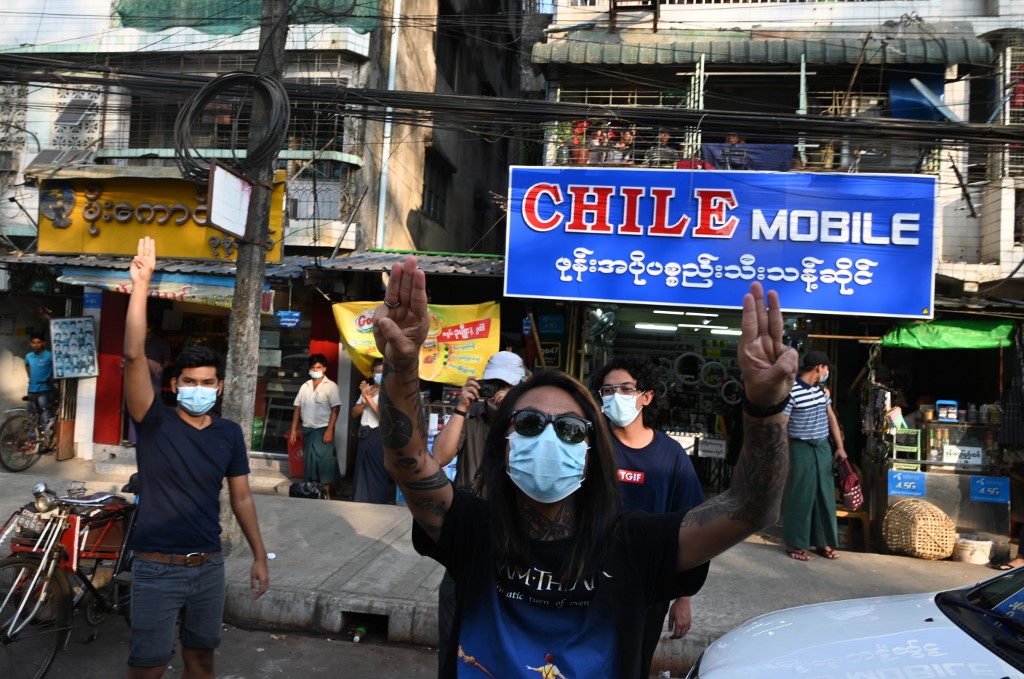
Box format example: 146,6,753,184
423,153,451,225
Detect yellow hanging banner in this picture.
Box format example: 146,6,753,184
333,301,500,384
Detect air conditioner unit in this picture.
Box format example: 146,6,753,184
0,150,17,172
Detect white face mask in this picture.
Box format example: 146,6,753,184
602,393,642,428
309,370,324,380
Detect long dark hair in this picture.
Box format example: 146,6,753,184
588,354,658,429
479,369,621,583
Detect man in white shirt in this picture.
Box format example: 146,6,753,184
289,354,342,499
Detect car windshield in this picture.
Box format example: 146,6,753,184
968,568,1024,614
936,569,1024,670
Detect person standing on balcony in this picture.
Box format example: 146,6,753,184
645,130,680,166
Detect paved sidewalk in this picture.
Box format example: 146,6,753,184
0,456,999,675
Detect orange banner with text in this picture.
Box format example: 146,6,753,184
38,176,284,261
333,301,500,384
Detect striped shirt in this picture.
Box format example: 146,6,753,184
784,378,831,441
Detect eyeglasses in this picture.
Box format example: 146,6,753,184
598,383,642,398
509,409,592,444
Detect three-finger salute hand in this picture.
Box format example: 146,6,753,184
372,256,429,368
738,282,798,408
130,237,156,287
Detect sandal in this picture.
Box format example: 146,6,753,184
998,558,1024,571
786,547,809,561
817,546,839,560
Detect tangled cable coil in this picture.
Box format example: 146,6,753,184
174,71,291,183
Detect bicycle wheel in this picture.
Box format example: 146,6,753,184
0,415,41,473
0,557,72,679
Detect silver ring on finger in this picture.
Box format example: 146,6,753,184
384,298,401,309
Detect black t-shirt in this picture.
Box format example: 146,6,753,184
132,403,250,553
413,489,709,678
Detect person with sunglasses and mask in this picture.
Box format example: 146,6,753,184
373,256,796,678
590,355,705,678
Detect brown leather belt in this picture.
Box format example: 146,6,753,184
135,551,221,567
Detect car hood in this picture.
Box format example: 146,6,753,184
696,592,1020,678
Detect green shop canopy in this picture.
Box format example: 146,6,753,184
881,319,1015,350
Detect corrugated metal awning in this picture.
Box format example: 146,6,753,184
0,252,307,279
0,250,506,278
310,250,505,277
533,32,994,67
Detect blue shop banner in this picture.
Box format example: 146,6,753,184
970,476,1010,504
505,167,937,318
888,470,926,497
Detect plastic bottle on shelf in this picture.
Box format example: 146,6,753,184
968,403,978,424
352,625,367,643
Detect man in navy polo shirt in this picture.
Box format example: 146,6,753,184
123,237,269,679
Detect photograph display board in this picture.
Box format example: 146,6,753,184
49,316,99,379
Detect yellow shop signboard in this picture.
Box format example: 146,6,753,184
37,177,284,261
333,301,500,384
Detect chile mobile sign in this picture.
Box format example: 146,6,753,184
504,167,937,318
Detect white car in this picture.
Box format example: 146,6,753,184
687,567,1024,678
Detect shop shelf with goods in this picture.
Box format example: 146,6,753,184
883,416,1011,562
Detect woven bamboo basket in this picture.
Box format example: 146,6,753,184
883,498,956,560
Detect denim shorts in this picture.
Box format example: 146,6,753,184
128,554,226,668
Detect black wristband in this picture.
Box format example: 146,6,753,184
742,393,790,418
451,409,467,418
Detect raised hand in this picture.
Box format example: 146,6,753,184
130,236,156,289
372,256,429,369
737,282,797,408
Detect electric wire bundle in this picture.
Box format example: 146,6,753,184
173,71,291,182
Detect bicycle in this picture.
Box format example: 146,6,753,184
0,477,139,679
0,395,58,473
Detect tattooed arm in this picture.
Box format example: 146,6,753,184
372,256,454,541
676,282,797,572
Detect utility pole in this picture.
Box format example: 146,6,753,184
220,0,290,554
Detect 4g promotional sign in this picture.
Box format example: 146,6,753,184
504,167,938,318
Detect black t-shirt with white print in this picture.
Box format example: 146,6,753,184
413,488,709,678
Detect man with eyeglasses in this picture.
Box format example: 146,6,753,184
430,350,527,667
373,255,796,678
590,355,705,679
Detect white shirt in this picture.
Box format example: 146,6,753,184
356,391,379,428
293,377,342,429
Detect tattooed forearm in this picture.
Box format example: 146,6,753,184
379,367,424,451
728,419,788,525
412,495,450,518
405,469,451,492
684,418,788,531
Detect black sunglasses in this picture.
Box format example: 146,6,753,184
509,408,592,445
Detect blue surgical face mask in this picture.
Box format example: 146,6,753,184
176,385,219,416
602,393,642,428
506,427,588,504
309,370,324,380
373,372,382,385
820,370,829,384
